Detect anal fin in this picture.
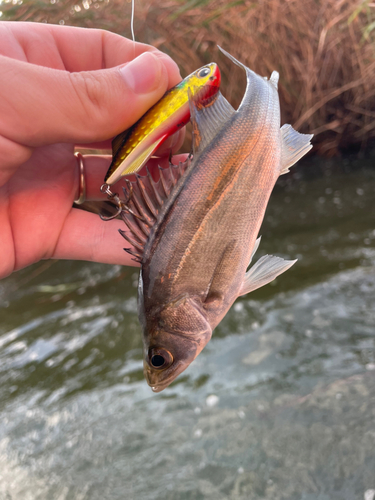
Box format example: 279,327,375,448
239,243,297,297
249,236,261,265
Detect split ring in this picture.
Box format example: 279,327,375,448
74,152,86,205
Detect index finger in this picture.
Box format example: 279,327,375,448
1,22,175,73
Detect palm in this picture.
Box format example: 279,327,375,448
5,143,77,271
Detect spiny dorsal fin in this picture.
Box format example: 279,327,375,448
119,229,144,253
218,46,280,113
123,247,142,264
189,89,235,156
218,45,247,72
119,159,190,261
280,124,313,175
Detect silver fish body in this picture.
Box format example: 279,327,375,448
119,48,313,392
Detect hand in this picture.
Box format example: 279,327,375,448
0,21,185,280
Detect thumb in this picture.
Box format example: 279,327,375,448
0,51,181,148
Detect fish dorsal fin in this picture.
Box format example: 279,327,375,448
189,89,235,156
218,45,246,72
239,239,297,296
112,129,131,158
280,124,313,175
119,159,190,263
217,46,251,113
218,46,280,113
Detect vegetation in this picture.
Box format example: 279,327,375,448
2,0,375,156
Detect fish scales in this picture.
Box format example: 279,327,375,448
124,48,313,392
144,73,279,310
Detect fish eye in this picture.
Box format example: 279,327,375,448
197,67,211,78
149,348,173,370
151,355,165,367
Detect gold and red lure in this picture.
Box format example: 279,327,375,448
104,63,221,186
99,0,221,219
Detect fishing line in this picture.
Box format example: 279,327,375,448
99,0,136,207
131,0,136,44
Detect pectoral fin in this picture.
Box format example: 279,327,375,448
239,254,297,297
280,124,313,175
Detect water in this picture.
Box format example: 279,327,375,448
0,159,374,500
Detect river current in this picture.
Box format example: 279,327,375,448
0,158,374,499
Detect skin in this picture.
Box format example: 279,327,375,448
0,21,186,280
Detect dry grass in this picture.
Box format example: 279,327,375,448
2,0,375,156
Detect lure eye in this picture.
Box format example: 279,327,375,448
197,67,211,78
149,348,173,370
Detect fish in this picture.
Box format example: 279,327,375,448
104,62,221,185
118,47,313,392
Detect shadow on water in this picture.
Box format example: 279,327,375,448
0,158,375,499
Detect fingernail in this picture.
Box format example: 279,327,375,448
120,52,163,94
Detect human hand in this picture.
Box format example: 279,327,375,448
0,21,185,280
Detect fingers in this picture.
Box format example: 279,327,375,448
0,134,33,187
0,50,180,148
1,22,181,78
52,208,139,267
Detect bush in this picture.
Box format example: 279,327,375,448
3,0,375,156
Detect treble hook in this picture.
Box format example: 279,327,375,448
99,183,123,221
99,182,147,223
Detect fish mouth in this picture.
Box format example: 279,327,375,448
146,373,176,393
143,359,188,393
150,382,170,393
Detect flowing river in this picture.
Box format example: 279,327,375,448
0,158,374,500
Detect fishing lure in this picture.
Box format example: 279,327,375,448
104,63,221,186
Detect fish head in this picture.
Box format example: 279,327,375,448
184,62,221,102
140,295,212,392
